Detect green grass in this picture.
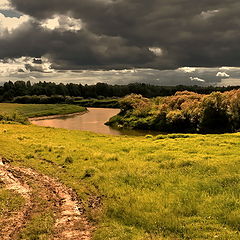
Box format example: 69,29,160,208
0,186,25,217
0,103,86,118
19,212,54,240
0,123,240,239
18,189,55,240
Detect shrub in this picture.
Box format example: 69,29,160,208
64,156,74,164
107,90,240,133
82,168,96,178
0,112,29,125
199,92,232,133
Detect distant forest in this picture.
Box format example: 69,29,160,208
0,80,239,102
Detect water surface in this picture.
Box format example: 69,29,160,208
31,108,161,136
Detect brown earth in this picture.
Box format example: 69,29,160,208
0,157,93,240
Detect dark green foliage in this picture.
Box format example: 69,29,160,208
107,90,240,133
0,112,29,124
65,156,74,164
82,168,96,178
0,80,240,103
74,98,120,108
12,95,74,104
199,92,232,133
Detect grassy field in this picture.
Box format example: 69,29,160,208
0,187,25,217
0,103,86,118
0,122,240,239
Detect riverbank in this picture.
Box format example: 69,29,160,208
29,110,88,121
0,123,240,239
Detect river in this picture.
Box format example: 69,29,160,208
30,107,160,136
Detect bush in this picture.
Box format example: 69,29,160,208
82,168,97,179
12,95,74,104
64,156,74,164
199,92,232,133
107,90,240,133
0,112,29,125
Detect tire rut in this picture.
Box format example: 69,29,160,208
0,157,93,240
0,159,32,240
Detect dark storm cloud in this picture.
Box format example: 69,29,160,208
0,20,155,70
3,0,240,70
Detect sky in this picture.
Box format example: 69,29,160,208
0,0,240,86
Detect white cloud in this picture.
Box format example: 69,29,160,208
41,15,83,31
41,57,55,73
0,59,25,76
0,0,12,10
149,47,163,56
219,66,231,70
190,76,205,82
0,13,29,34
0,57,54,76
216,72,230,78
1,65,240,86
179,67,196,73
219,66,240,71
41,17,59,30
217,78,240,87
200,10,220,19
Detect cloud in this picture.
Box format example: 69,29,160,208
179,67,196,73
0,20,156,70
190,77,205,82
0,13,29,34
0,56,54,76
1,61,240,86
217,78,240,86
200,10,220,19
0,0,12,10
216,72,230,78
41,15,83,32
0,0,238,76
2,60,228,86
149,47,163,57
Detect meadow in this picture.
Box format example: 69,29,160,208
0,122,240,239
0,188,25,220
0,103,86,118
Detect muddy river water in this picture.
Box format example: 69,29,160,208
31,107,160,136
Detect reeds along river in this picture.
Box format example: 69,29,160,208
30,108,161,136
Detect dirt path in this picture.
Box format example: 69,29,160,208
0,159,31,240
0,157,93,240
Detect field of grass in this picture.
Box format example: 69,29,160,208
0,122,240,239
0,103,86,118
0,187,25,218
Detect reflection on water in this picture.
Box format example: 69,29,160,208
31,108,161,136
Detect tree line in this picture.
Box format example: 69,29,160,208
0,81,239,102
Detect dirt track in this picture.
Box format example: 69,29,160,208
0,157,93,240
